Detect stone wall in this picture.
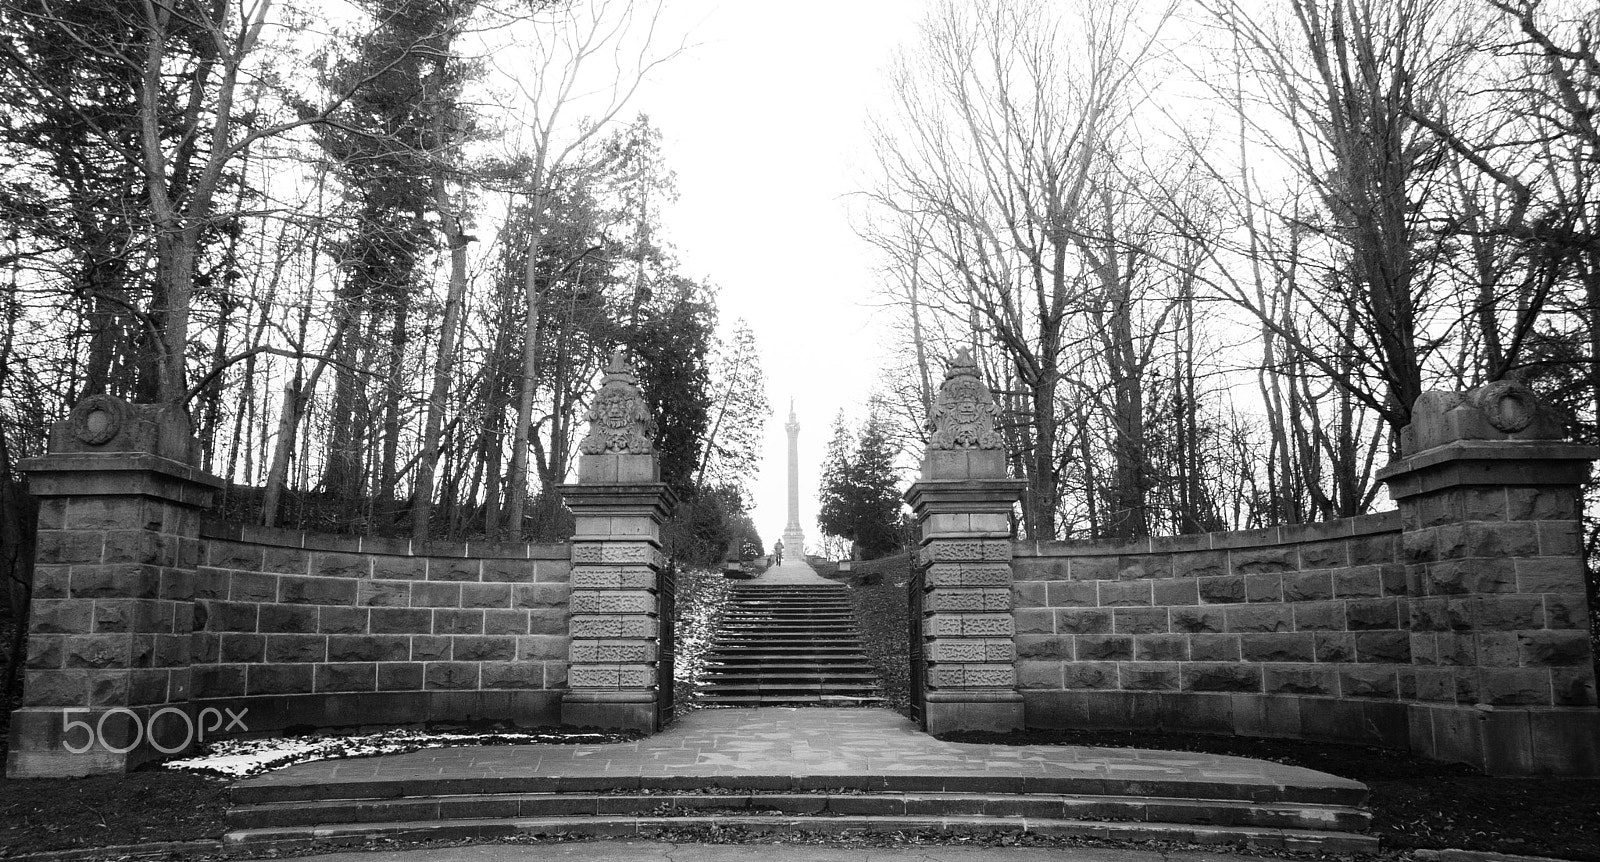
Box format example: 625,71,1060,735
188,523,570,732
1012,513,1414,748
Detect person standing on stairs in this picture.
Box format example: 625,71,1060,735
774,539,784,565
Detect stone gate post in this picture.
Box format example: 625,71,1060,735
6,396,222,777
1379,382,1600,774
906,349,1026,734
559,353,675,732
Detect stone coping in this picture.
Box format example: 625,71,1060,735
1013,512,1400,558
200,520,569,560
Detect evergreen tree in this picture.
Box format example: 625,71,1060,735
818,405,906,560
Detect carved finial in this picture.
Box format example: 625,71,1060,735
926,348,1002,450
579,351,656,455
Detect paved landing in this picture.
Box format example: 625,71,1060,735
759,557,834,584
236,708,1363,803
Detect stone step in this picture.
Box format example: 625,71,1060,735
227,789,1370,833
697,694,888,705
222,814,1375,854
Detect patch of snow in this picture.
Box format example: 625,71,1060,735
163,727,624,778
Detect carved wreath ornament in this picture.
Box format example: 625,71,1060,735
927,347,1003,450
578,350,656,455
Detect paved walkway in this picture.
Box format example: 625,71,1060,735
237,708,1361,800
757,557,834,585
304,841,1239,862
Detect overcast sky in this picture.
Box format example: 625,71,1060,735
624,1,931,551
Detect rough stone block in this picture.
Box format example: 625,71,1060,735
1152,577,1199,606
326,634,408,663
261,547,311,575
1112,607,1169,634
1537,521,1582,557
1340,667,1399,698
432,609,485,635
1121,663,1180,691
1198,575,1245,604
1245,573,1284,602
1552,668,1599,706
1012,608,1053,634
411,581,463,608
1544,593,1590,630
1263,665,1337,695
259,604,317,634
1066,557,1118,580
71,564,161,600
1333,566,1383,599
1074,634,1133,661
1346,598,1401,630
265,633,326,663
1516,558,1586,594
1299,540,1350,569
483,609,531,636
452,635,517,662
1017,660,1064,690
1478,668,1552,706
1133,634,1188,662
1046,580,1097,608
1354,631,1411,663
1055,608,1111,634
315,662,376,692
357,580,411,608
1172,550,1228,578
1240,632,1315,663
1099,581,1153,607
312,553,369,579
460,583,514,609
369,607,431,634
1181,663,1263,693
1189,633,1239,661
219,633,266,663
1009,558,1064,582
247,664,314,696
278,575,358,607
1426,558,1517,595
1519,631,1593,666
1448,595,1544,630
519,635,571,661
318,606,369,635
424,662,481,690
38,532,105,565
1012,581,1046,608
427,558,481,582
1225,605,1292,633
1014,635,1070,660
410,634,452,661
1170,607,1224,633
514,583,572,610
480,661,542,689
1117,555,1172,580
378,663,424,691
1292,601,1345,632
1283,571,1334,602
1060,662,1116,689
1314,632,1356,662
1231,547,1297,574
372,556,426,580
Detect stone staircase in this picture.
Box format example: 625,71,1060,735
696,583,882,705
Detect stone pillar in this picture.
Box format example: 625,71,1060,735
781,400,805,559
905,349,1026,734
1378,382,1600,775
560,353,675,732
6,396,222,778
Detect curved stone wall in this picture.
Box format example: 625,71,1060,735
1011,513,1412,747
189,523,570,733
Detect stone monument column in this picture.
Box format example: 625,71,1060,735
7,396,222,777
1378,382,1600,774
781,400,805,561
560,353,676,732
905,349,1026,734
